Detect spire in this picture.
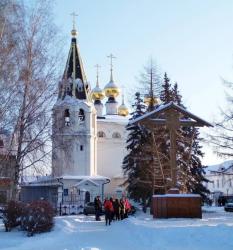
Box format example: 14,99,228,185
62,13,88,100
107,54,116,82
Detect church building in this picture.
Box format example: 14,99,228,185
20,21,129,209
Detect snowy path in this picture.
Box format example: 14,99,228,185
0,207,233,250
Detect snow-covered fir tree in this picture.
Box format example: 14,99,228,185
159,73,173,104
122,92,153,205
123,73,210,205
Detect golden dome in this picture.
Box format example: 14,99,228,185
118,103,129,116
104,80,120,98
144,94,160,106
91,86,105,100
71,29,77,37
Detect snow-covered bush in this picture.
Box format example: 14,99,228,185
21,200,54,236
3,201,25,232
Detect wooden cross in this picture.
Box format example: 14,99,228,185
131,102,212,190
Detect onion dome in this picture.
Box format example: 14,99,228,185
144,94,160,106
91,64,105,101
118,103,129,116
104,80,120,98
91,85,105,101
118,93,129,116
104,54,120,98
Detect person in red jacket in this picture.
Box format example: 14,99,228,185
124,197,131,218
104,198,113,226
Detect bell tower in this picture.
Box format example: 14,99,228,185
52,16,97,177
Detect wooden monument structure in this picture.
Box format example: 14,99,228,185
131,102,212,218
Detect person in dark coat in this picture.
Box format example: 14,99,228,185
119,198,125,220
113,198,120,221
104,198,113,226
109,197,115,221
94,196,102,221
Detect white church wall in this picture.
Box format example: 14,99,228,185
52,99,97,177
97,118,128,194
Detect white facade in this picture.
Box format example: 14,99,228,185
52,96,97,177
96,115,129,194
205,160,233,202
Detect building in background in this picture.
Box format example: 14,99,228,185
205,160,233,204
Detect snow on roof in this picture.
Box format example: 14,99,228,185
98,114,129,125
75,178,99,187
20,175,51,184
60,175,110,181
130,102,212,127
206,160,233,173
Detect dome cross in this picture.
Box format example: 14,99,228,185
95,64,101,87
107,53,116,82
70,12,78,37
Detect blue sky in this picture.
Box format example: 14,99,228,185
51,0,233,165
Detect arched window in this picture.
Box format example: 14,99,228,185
97,131,106,138
112,132,121,139
0,139,4,148
64,109,70,126
78,109,85,122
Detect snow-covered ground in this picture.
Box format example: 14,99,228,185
0,206,233,250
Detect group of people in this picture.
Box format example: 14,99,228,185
94,196,132,226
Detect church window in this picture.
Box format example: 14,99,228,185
97,131,106,138
229,179,232,187
217,180,219,188
78,109,85,122
0,139,3,148
63,189,68,196
80,145,83,151
112,132,121,139
64,109,70,126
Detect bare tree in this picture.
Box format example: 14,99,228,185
208,80,233,158
0,0,63,199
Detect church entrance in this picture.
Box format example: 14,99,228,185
85,191,90,203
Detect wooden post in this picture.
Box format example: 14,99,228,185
165,110,180,189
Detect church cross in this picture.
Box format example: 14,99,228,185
70,12,78,30
95,64,101,87
107,54,116,81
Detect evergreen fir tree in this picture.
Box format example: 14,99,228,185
123,92,148,205
160,73,173,103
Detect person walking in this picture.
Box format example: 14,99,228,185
114,198,120,221
94,196,102,221
119,198,125,220
124,197,131,218
104,198,113,226
110,197,115,221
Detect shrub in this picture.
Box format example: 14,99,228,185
21,200,54,236
3,200,25,232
